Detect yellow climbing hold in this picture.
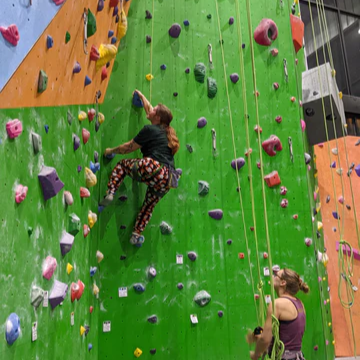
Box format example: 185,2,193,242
323,277,326,281
339,91,343,99
146,74,154,81
85,167,97,188
66,263,73,275
93,283,100,296
331,69,336,77
316,203,321,213
88,210,98,229
294,0,299,3
322,253,329,267
98,112,105,124
317,221,323,231
332,340,335,345
328,322,331,327
96,44,117,71
78,111,87,121
80,326,86,336
134,348,143,358
117,8,128,40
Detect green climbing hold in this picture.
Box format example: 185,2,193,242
68,213,81,236
207,77,217,99
38,70,48,93
160,221,172,235
65,31,71,44
87,9,97,38
194,63,206,83
207,14,212,19
28,227,33,236
198,181,209,196
194,290,211,307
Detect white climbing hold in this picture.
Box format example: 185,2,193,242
331,148,338,155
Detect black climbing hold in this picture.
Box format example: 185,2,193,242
291,4,296,14
227,239,232,245
185,67,190,74
326,195,330,203
186,144,193,153
115,14,119,23
150,349,157,355
218,310,224,317
188,251,197,261
316,231,321,239
106,62,110,68
120,255,127,260
242,43,245,49
177,283,184,290
146,35,151,43
346,204,351,210
120,225,126,229
332,227,336,232
313,208,317,216
147,315,158,324
119,195,128,202
145,10,152,19
173,92,178,97
313,91,319,96
207,14,212,19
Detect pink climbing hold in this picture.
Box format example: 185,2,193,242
84,224,90,238
101,66,108,81
275,116,282,123
338,196,344,204
82,129,90,144
293,214,298,220
52,0,66,4
301,119,306,132
280,199,288,208
262,135,282,157
0,24,20,46
280,186,287,195
89,306,94,314
80,187,90,198
42,256,57,280
208,209,223,220
305,238,312,247
291,96,296,102
254,125,262,133
64,191,73,205
88,109,96,122
15,185,28,204
6,119,23,139
271,48,278,57
254,19,278,46
273,82,279,90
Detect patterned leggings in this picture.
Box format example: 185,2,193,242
107,157,170,234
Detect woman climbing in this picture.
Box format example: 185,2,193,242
101,89,180,246
248,268,309,360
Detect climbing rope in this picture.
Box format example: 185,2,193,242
149,0,155,103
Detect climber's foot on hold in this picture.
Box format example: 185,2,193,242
98,193,114,212
130,232,145,247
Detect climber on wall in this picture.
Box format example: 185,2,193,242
101,89,180,246
248,268,309,360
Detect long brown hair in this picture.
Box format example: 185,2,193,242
281,268,310,295
156,103,180,155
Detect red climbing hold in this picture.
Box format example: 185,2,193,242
52,0,66,5
264,171,281,187
80,187,90,198
71,280,85,302
88,109,96,122
263,252,268,259
262,135,283,157
254,19,278,46
90,306,94,313
254,125,262,133
82,129,90,144
101,66,108,81
238,253,245,259
271,48,278,57
0,24,20,46
109,0,119,7
84,224,90,238
290,15,304,54
90,45,100,61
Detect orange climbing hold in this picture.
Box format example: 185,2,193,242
264,171,281,187
290,15,304,53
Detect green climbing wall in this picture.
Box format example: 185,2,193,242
0,106,100,359
98,0,334,359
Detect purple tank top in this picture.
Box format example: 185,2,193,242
269,297,306,353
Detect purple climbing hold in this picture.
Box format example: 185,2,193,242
197,117,207,128
108,30,114,38
188,251,197,261
77,165,82,172
242,43,246,49
185,67,190,74
331,161,336,168
208,209,223,220
173,92,178,97
60,231,74,256
38,166,64,201
160,64,167,70
231,157,245,170
146,35,151,43
183,19,190,26
49,280,68,309
85,75,92,86
229,17,234,25
218,310,224,317
332,211,339,219
150,349,157,355
227,239,232,245
115,14,119,23
73,135,80,151
113,6,118,16
119,195,128,202
176,168,182,175
73,62,81,74
147,315,157,323
97,0,104,11
355,164,360,177
177,283,184,290
168,23,182,38
230,73,239,83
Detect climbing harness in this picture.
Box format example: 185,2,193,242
288,137,293,163
83,8,88,55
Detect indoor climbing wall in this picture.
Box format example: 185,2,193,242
0,0,131,358
98,1,334,359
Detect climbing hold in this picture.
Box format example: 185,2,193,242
159,221,172,235
90,46,100,61
355,140,360,146
254,125,262,133
194,63,206,83
245,148,252,157
338,196,344,204
44,124,49,133
238,253,245,259
188,251,197,261
96,250,104,263
73,62,81,74
65,31,71,44
273,82,279,90
160,64,167,70
305,238,312,247
147,315,158,324
94,151,99,163
346,204,351,210
52,0,65,4
230,73,239,83
227,239,232,245
134,283,145,292
93,283,100,296
85,75,92,87
109,0,119,6
271,48,279,57
207,77,218,98
355,165,360,177
301,119,306,132
173,92,178,97
194,290,211,307
254,19,278,46
97,0,104,11
185,67,190,74
134,348,143,358
71,280,85,302
280,199,289,208
275,116,282,123
133,92,143,107
88,108,96,122
305,153,311,165
96,44,117,71
291,96,296,102
80,326,86,336
82,128,90,144
280,186,287,195
208,209,223,220
263,252,268,259
100,66,107,81
31,286,45,308
264,171,281,187
89,306,94,314
183,19,190,26
31,132,42,154
0,24,20,46
146,73,154,81
42,256,57,280
229,17,234,25
6,119,23,139
90,161,100,174
119,195,128,202
290,15,304,53
66,263,73,275
111,37,117,44
231,157,245,170
98,112,105,125
80,187,90,198
148,267,157,278
88,210,98,228
330,161,336,168
150,349,157,355
47,35,53,49
68,213,80,235
262,135,283,157
169,23,181,38
87,9,97,37
73,135,80,151
105,152,115,160
5,313,20,345
145,10,152,19
85,167,97,187
49,280,68,309
78,111,87,121
146,35,151,43
113,6,118,16
331,148,338,155
336,168,343,175
38,166,64,201
332,211,339,219
198,180,210,196
84,224,90,238
60,231,74,256
15,184,28,204
177,283,184,290
197,117,207,128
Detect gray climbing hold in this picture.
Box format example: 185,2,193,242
68,213,81,235
304,153,311,165
49,280,68,309
230,73,239,83
31,286,45,308
188,251,197,261
147,315,158,323
160,221,172,235
32,132,42,154
194,63,206,83
168,23,181,38
94,151,99,163
198,180,209,196
231,158,245,170
38,166,64,201
186,144,193,153
197,117,207,128
134,283,145,292
60,231,74,256
207,77,218,98
208,209,223,220
194,290,211,307
177,283,184,290
67,110,73,125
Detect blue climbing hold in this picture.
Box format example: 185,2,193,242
44,125,49,133
98,205,105,213
111,37,117,44
90,266,97,277
105,153,115,159
355,164,360,177
160,64,167,70
47,35,53,49
85,76,92,86
331,161,336,168
97,0,104,11
132,92,144,108
134,283,145,292
90,161,100,174
332,211,339,219
108,30,114,38
113,6,118,16
88,343,93,351
5,313,20,345
183,19,190,26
